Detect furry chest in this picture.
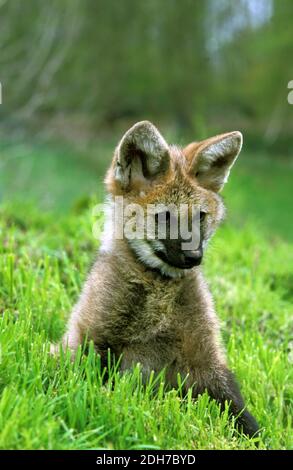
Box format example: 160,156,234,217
137,282,186,342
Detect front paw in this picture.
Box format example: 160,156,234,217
238,408,260,439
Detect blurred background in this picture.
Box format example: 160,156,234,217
0,0,292,239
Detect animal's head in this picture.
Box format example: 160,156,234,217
104,121,242,277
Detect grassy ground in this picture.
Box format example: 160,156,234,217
0,140,292,449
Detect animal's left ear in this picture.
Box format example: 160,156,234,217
185,131,243,192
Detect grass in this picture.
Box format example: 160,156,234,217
0,140,292,449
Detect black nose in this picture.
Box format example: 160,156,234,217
182,249,203,267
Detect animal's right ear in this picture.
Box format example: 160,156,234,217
105,121,170,193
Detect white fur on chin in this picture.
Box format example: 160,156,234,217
128,239,193,278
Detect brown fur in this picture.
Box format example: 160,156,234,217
53,121,259,437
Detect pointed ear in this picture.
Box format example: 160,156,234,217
185,131,243,192
106,121,170,193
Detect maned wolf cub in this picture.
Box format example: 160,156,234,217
54,121,259,437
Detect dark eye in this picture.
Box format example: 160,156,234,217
200,211,206,222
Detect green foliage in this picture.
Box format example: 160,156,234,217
0,139,111,212
0,143,292,449
223,151,293,242
1,0,292,144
